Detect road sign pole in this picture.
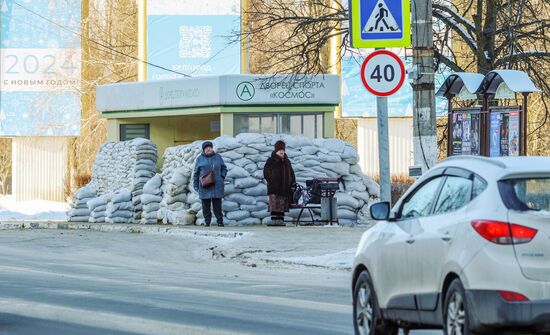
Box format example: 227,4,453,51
351,0,410,205
360,49,405,205
374,47,391,204
376,85,392,204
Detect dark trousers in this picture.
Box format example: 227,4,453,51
271,211,284,221
202,198,223,225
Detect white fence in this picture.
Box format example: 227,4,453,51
357,117,414,176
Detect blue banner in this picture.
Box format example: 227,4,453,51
0,0,81,136
147,1,241,80
489,113,501,157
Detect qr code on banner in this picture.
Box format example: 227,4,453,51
179,25,212,59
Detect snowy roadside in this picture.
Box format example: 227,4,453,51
0,195,69,221
198,227,364,272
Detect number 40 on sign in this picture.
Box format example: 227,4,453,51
360,50,406,97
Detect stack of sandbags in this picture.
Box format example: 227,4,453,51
87,194,110,223
67,138,158,224
159,134,379,226
141,174,163,224
158,144,202,225
131,139,158,223
67,185,97,222
105,190,133,224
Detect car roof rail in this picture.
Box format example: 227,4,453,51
443,155,507,168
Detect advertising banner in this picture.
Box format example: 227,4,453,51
509,111,520,156
452,113,463,155
147,0,241,80
489,113,501,157
461,113,471,155
499,113,509,156
0,0,81,136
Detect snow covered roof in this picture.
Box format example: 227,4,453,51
436,72,484,98
97,74,340,112
476,70,540,95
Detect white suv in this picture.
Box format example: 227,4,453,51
352,156,550,335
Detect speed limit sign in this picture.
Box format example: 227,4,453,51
360,50,406,96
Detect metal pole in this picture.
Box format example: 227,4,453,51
447,97,453,157
377,94,391,204
137,0,147,81
522,93,529,156
483,96,490,156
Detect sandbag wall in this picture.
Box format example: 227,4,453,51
68,138,158,223
160,134,379,226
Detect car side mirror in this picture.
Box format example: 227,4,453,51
370,201,390,221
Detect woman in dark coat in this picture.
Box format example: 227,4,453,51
193,141,227,227
263,140,296,226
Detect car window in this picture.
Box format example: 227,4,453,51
434,176,473,214
400,177,444,219
472,175,487,199
499,178,550,212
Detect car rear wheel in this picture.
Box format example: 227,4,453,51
353,270,398,335
444,279,473,335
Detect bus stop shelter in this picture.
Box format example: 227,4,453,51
96,75,340,167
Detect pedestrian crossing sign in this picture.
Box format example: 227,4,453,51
349,0,411,48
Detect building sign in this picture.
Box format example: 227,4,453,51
96,75,340,112
147,0,241,80
0,0,81,136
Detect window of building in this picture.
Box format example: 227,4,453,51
234,113,324,138
120,124,150,141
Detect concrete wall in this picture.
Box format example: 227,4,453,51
357,117,414,176
12,137,69,202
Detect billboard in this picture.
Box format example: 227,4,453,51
0,0,81,136
147,0,241,80
342,50,448,117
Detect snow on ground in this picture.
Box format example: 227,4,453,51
0,195,69,221
278,248,356,270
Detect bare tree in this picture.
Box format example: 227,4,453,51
73,0,138,188
237,0,550,153
0,138,12,195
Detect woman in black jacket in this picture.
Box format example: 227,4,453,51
263,140,296,226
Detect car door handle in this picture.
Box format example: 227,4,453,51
441,236,452,242
406,238,415,244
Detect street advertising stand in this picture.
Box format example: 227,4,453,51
436,73,485,157
476,70,540,156
438,70,540,157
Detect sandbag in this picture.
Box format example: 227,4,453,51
226,210,251,221
111,190,132,203
227,193,256,205
336,192,360,208
69,215,90,222
242,184,267,197
222,201,240,212
141,194,163,204
143,203,160,212
234,177,260,189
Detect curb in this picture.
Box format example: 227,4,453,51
0,221,247,239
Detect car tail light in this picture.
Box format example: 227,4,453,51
471,220,537,245
498,290,529,302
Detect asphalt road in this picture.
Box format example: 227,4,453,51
0,229,441,335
